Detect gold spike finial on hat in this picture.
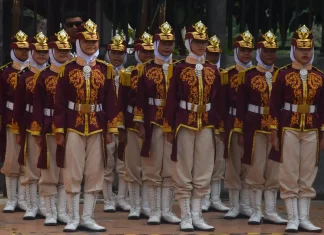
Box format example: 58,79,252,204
35,32,48,44
242,31,253,43
15,30,28,42
56,29,70,43
263,30,276,43
141,32,153,45
84,19,97,33
297,25,310,39
193,21,207,34
112,34,124,46
209,35,220,48
160,22,172,34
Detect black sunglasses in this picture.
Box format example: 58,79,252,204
65,21,83,28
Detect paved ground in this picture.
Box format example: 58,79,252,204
0,200,323,235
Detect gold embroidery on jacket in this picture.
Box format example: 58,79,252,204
30,121,41,132
229,74,240,92
45,76,58,103
131,75,139,91
26,76,36,93
251,75,267,93
7,73,17,89
290,113,300,126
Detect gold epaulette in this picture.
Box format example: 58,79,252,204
0,62,13,71
272,63,291,83
96,59,109,65
224,65,236,71
172,59,185,65
220,70,228,85
239,66,256,84
59,58,76,78
107,63,114,79
120,66,136,87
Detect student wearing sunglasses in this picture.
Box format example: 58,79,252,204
63,11,85,54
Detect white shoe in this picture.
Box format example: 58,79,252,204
63,193,80,232
248,189,262,225
141,183,150,218
201,194,211,212
44,195,57,226
80,193,106,232
117,178,131,211
263,189,287,225
298,198,322,233
179,198,194,232
38,196,46,218
102,180,116,212
3,176,18,213
224,189,240,219
23,183,38,220
57,185,68,224
239,188,252,217
17,176,27,211
161,187,180,224
128,182,141,220
147,187,161,225
191,198,214,231
284,197,299,233
210,180,229,212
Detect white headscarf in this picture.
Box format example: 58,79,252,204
104,50,127,71
10,49,29,69
234,48,253,68
154,40,172,63
28,50,48,70
76,39,99,65
49,49,65,67
256,48,273,71
290,46,314,65
185,39,204,63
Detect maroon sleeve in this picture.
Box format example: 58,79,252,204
133,70,145,123
104,70,119,133
269,70,285,130
0,71,5,126
235,71,249,133
31,73,45,136
318,75,324,131
12,73,26,134
211,69,223,133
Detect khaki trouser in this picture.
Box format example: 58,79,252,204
124,130,142,185
1,127,24,177
104,134,125,183
142,125,173,187
279,130,318,199
39,135,64,197
224,132,249,190
63,131,104,193
246,132,279,190
22,133,40,186
173,127,214,200
211,134,225,182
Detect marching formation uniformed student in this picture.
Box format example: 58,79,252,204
31,29,71,226
235,31,287,225
134,22,180,225
0,30,29,213
102,34,130,213
53,19,119,232
165,21,223,232
13,32,49,220
121,32,154,219
202,35,229,213
269,25,323,233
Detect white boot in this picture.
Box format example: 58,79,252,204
298,198,322,233
263,189,287,225
140,183,150,218
63,193,80,232
3,176,18,213
210,180,229,212
179,198,194,232
201,194,211,212
224,189,240,219
127,182,141,220
23,183,38,220
191,198,214,231
38,196,46,218
102,180,116,212
161,187,181,224
147,186,161,225
239,188,252,217
284,197,299,233
117,178,131,211
80,192,106,232
17,176,27,211
57,185,68,224
248,189,263,225
44,195,57,226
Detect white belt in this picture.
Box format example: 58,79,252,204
127,105,134,114
44,108,54,117
179,100,211,113
148,98,165,107
283,102,316,114
25,104,33,113
68,101,103,113
6,101,14,110
229,107,236,116
248,104,269,115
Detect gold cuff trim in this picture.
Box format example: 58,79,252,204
108,128,118,133
233,128,243,133
54,128,64,134
30,131,41,136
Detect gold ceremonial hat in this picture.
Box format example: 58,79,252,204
256,30,278,49
76,19,100,41
11,30,29,49
153,22,175,42
234,30,254,48
107,34,127,52
49,29,72,50
291,25,313,49
206,35,222,53
134,32,154,51
185,21,208,41
29,32,49,51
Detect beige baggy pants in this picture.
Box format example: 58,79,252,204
245,132,279,190
279,130,318,199
63,131,104,193
173,127,214,200
1,127,24,177
142,125,173,188
39,135,64,197
224,132,249,190
124,130,142,185
211,134,226,182
104,134,125,183
22,133,40,186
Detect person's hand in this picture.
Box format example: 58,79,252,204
35,136,42,148
138,123,145,139
16,134,21,145
55,134,65,147
106,133,113,144
167,132,174,143
271,130,279,151
238,133,244,147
